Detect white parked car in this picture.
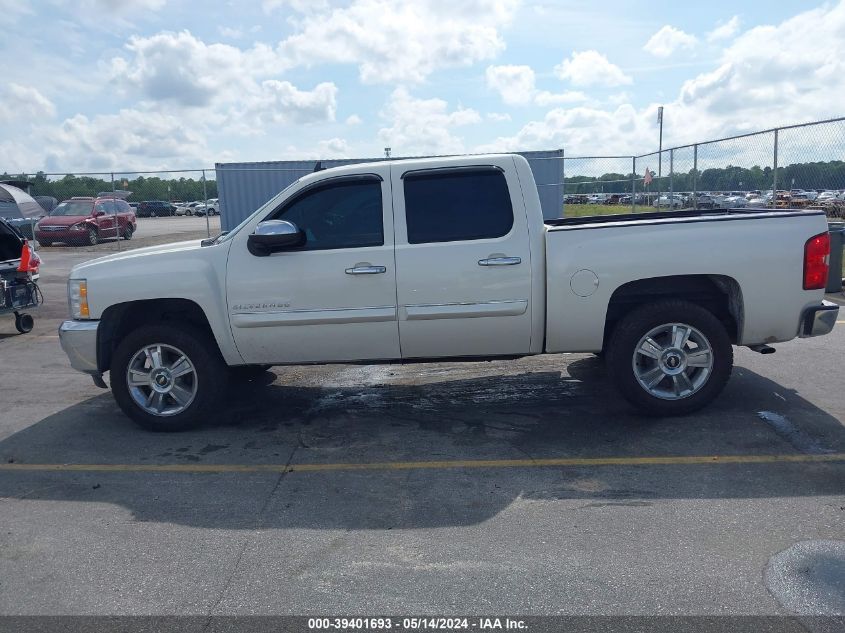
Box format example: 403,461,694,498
58,154,838,431
723,196,748,208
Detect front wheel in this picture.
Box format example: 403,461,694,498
123,224,134,240
111,324,228,431
87,227,98,246
606,300,733,416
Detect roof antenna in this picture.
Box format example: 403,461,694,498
313,161,325,172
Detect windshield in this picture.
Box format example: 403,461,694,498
51,201,93,216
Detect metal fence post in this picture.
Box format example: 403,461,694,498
669,149,674,208
631,156,636,213
692,144,698,210
561,153,566,218
559,148,565,219
112,172,120,253
202,169,211,238
772,128,779,208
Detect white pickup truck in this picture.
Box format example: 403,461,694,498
58,154,838,431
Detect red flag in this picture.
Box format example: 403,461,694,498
643,168,653,186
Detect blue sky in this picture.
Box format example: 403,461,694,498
0,0,842,172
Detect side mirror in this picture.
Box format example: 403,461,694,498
92,210,105,217
248,220,305,257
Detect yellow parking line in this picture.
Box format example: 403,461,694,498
0,453,843,475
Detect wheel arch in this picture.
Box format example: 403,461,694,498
97,298,221,373
603,274,744,349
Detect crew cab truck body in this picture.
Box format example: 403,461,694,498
58,154,838,431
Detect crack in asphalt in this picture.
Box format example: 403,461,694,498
201,444,299,628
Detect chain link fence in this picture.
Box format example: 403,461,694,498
0,170,222,255
563,117,845,218
2,117,843,258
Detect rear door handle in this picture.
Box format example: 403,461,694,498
345,265,387,275
478,256,522,266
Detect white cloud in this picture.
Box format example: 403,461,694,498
486,64,588,106
0,84,56,123
554,50,632,87
33,109,216,172
478,3,845,158
378,88,482,155
278,0,519,84
643,25,698,58
111,31,279,108
317,137,351,158
109,30,337,129
218,26,243,39
0,0,33,23
92,0,168,9
475,103,651,155
708,16,741,41
485,65,536,105
263,0,328,13
533,90,587,106
245,80,338,125
345,114,363,125
487,112,511,122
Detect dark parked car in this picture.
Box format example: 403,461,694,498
137,200,175,217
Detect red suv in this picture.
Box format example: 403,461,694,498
35,196,137,246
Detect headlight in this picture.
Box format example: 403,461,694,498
69,223,85,231
68,279,90,319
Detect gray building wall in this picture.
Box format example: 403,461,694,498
216,150,564,231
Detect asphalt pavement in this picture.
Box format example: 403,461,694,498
0,244,843,618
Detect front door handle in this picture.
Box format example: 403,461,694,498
345,265,387,275
478,256,522,266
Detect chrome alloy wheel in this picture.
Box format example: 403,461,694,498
126,343,198,416
632,323,714,400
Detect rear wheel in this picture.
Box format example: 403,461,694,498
606,299,733,416
111,324,228,431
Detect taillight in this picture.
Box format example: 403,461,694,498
803,232,830,290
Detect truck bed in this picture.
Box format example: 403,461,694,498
542,206,831,353
546,207,825,229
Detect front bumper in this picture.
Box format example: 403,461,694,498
35,228,87,242
58,319,99,374
800,300,839,338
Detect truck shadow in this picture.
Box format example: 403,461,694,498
0,357,843,530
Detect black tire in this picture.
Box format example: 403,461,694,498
606,299,733,416
38,240,52,247
87,227,98,246
14,313,34,334
111,324,228,431
123,224,133,240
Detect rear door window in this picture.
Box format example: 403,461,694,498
402,168,514,244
